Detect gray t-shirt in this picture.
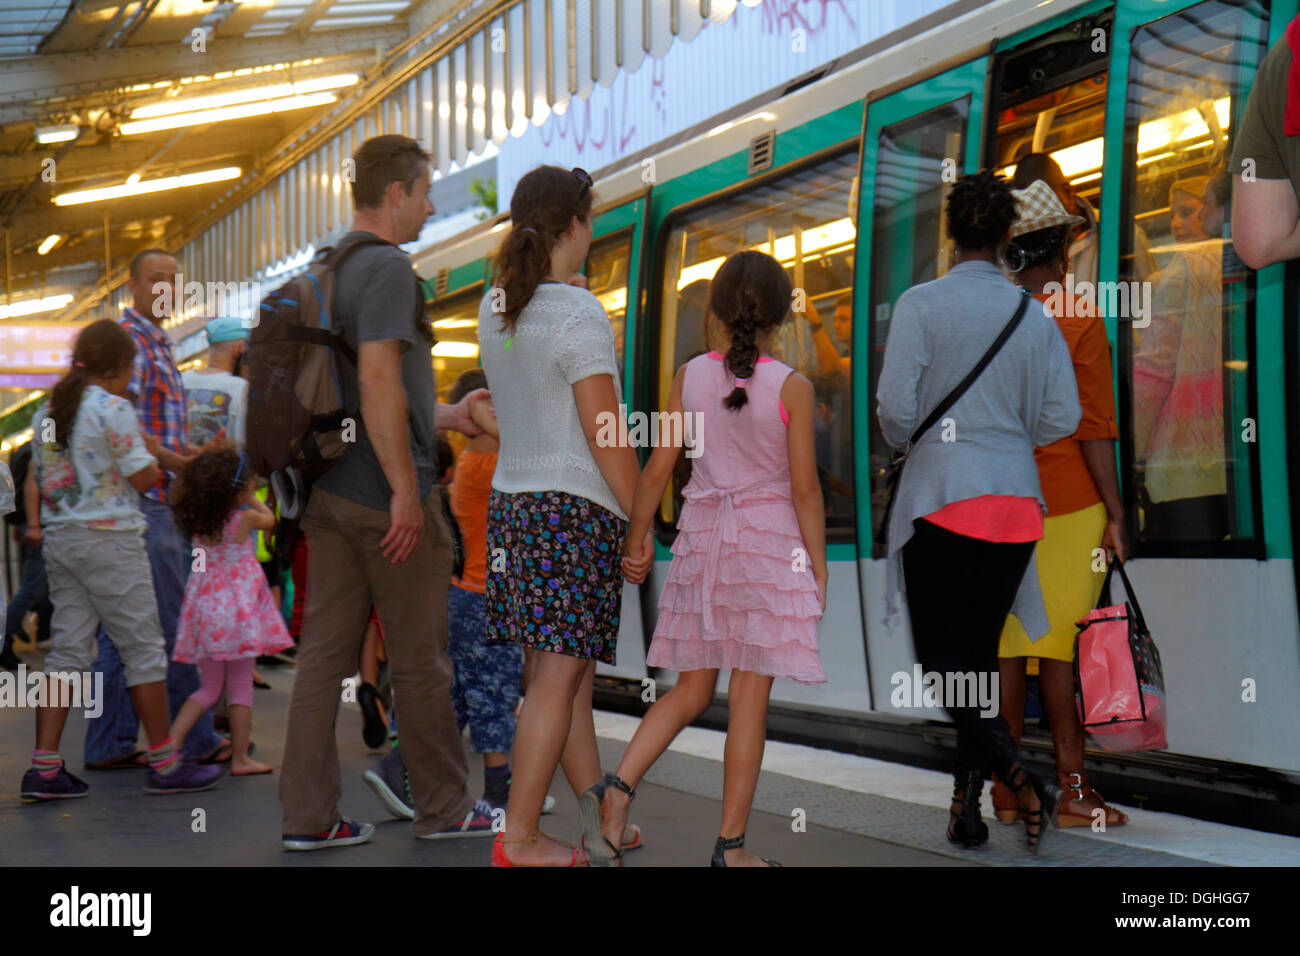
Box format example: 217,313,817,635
314,231,436,509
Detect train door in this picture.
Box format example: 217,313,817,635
585,194,652,682
858,58,988,717
1101,0,1299,770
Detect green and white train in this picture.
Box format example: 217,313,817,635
412,0,1300,832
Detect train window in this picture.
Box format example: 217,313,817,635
992,12,1110,283
428,285,485,401
866,99,967,554
655,149,859,539
585,230,632,369
1120,0,1268,553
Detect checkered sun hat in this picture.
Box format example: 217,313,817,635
1010,179,1084,238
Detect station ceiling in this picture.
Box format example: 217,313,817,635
1,0,445,308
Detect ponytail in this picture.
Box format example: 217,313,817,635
47,320,138,450
491,165,596,333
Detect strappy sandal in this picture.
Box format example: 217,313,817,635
1004,764,1063,854
491,831,588,867
1057,771,1129,828
583,773,644,857
711,833,782,868
946,769,989,848
579,780,621,867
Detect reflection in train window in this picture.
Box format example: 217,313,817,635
585,230,632,368
656,150,859,540
1121,0,1267,553
866,100,966,555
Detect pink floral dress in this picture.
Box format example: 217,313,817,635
173,511,292,663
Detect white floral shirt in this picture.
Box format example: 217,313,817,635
33,386,156,531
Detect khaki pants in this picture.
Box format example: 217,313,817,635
279,487,473,837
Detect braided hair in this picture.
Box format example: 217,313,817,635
706,250,792,411
946,170,1018,253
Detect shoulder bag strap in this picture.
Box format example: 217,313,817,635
906,288,1034,449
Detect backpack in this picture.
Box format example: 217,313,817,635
244,235,394,521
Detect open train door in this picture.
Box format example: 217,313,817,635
856,57,990,720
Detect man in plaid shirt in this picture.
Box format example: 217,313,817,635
83,249,229,769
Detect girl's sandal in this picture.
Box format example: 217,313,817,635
579,781,622,867
491,831,588,867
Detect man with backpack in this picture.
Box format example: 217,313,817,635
276,135,495,849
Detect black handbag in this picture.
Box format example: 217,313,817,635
875,289,1033,551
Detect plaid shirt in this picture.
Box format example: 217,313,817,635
120,308,187,502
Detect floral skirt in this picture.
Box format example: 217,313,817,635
484,490,626,663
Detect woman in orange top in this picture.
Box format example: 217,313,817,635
994,180,1129,829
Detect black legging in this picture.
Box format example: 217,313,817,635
902,518,1035,785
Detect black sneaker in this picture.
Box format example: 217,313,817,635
21,762,89,802
362,747,413,820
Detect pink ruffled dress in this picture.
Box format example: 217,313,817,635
647,352,825,683
173,511,293,663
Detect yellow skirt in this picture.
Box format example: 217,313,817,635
999,501,1107,663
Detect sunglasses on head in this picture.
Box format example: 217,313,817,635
572,167,592,202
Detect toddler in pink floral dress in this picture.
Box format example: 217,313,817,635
169,448,291,775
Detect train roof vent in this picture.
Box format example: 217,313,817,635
434,267,450,297
748,130,775,176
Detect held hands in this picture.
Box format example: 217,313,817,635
620,529,655,584
467,391,498,440
446,388,490,437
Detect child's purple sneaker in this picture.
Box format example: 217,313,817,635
144,757,222,795
20,763,89,802
282,817,375,851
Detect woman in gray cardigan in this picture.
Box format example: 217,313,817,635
876,170,1081,853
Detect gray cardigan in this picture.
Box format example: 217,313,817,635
875,259,1082,639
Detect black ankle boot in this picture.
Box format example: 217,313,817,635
947,770,989,848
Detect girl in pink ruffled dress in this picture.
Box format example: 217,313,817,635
597,250,827,867
169,448,292,776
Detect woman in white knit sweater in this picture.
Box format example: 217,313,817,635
476,166,653,866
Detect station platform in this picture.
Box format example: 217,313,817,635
2,653,1297,868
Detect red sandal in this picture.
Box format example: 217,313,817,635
491,831,588,867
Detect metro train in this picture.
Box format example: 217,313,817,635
411,0,1300,833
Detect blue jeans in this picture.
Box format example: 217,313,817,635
4,542,51,646
83,496,222,763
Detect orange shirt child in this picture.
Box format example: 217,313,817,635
450,447,497,594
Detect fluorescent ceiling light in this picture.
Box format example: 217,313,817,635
35,124,79,145
0,294,74,319
431,318,478,329
120,92,339,135
432,341,479,357
130,73,359,119
677,217,856,290
52,166,241,206
37,235,63,255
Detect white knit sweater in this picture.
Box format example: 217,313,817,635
477,282,627,519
